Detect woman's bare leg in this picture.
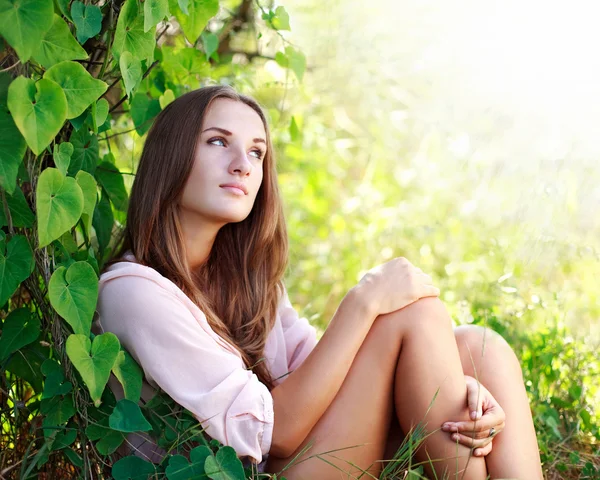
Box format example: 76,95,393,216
454,325,543,479
265,297,487,479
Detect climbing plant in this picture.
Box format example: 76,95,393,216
0,0,304,478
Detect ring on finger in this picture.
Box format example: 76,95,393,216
489,427,496,438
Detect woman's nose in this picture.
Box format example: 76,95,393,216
228,147,252,176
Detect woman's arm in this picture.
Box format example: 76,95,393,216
269,287,375,457
269,257,440,458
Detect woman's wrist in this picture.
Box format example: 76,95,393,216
345,284,379,322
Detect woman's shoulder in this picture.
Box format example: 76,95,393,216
99,250,180,295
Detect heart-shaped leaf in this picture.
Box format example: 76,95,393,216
41,393,75,426
42,371,72,399
112,350,143,403
0,0,53,62
0,308,40,361
66,333,120,406
130,93,161,136
0,234,34,307
53,142,73,177
71,1,102,44
92,189,113,255
120,52,142,99
144,0,169,33
7,76,68,155
32,14,88,68
48,261,98,335
112,456,156,480
0,73,27,195
6,341,49,393
113,0,156,64
68,128,99,176
36,168,84,248
170,0,219,45
92,98,109,133
95,161,128,212
204,446,245,480
44,61,108,119
201,32,218,61
109,399,152,432
166,446,212,480
0,185,35,228
159,89,175,110
86,419,126,455
75,170,97,238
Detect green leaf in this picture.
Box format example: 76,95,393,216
69,128,99,176
170,0,219,44
159,88,175,109
0,73,27,194
0,234,34,307
44,61,108,119
271,6,290,31
36,168,84,248
112,350,143,403
204,446,245,480
109,399,152,432
144,0,169,33
48,261,98,336
32,14,88,68
0,308,40,361
166,446,212,480
130,93,161,136
0,184,35,228
42,370,72,399
71,1,102,44
41,393,75,426
7,76,68,155
95,161,128,212
289,116,300,142
113,0,156,64
56,0,72,21
201,32,218,60
0,0,53,62
92,189,113,254
75,170,97,238
120,51,142,99
5,341,49,393
112,456,156,480
86,420,126,455
276,46,306,82
53,142,73,177
92,98,109,133
51,427,77,450
66,333,120,406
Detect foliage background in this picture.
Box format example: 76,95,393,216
0,0,598,478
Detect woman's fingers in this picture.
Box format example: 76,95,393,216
473,441,493,457
451,431,494,449
442,419,505,434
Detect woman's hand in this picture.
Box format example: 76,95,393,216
441,375,506,456
354,257,440,316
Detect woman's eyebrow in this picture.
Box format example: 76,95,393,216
202,126,266,145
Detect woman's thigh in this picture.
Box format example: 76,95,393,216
264,307,404,480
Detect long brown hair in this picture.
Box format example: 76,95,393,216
104,85,288,390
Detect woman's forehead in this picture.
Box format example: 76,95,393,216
204,98,265,134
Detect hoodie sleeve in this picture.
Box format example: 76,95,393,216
97,274,273,464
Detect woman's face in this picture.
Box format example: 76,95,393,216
179,98,267,227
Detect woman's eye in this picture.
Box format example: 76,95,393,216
250,149,264,159
209,137,225,146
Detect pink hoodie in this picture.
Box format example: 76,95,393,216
94,250,318,467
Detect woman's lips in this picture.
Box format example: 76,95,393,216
220,184,247,196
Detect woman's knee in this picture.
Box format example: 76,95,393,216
454,324,521,374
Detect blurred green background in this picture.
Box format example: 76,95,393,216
108,0,599,476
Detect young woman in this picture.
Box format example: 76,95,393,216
95,85,543,479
